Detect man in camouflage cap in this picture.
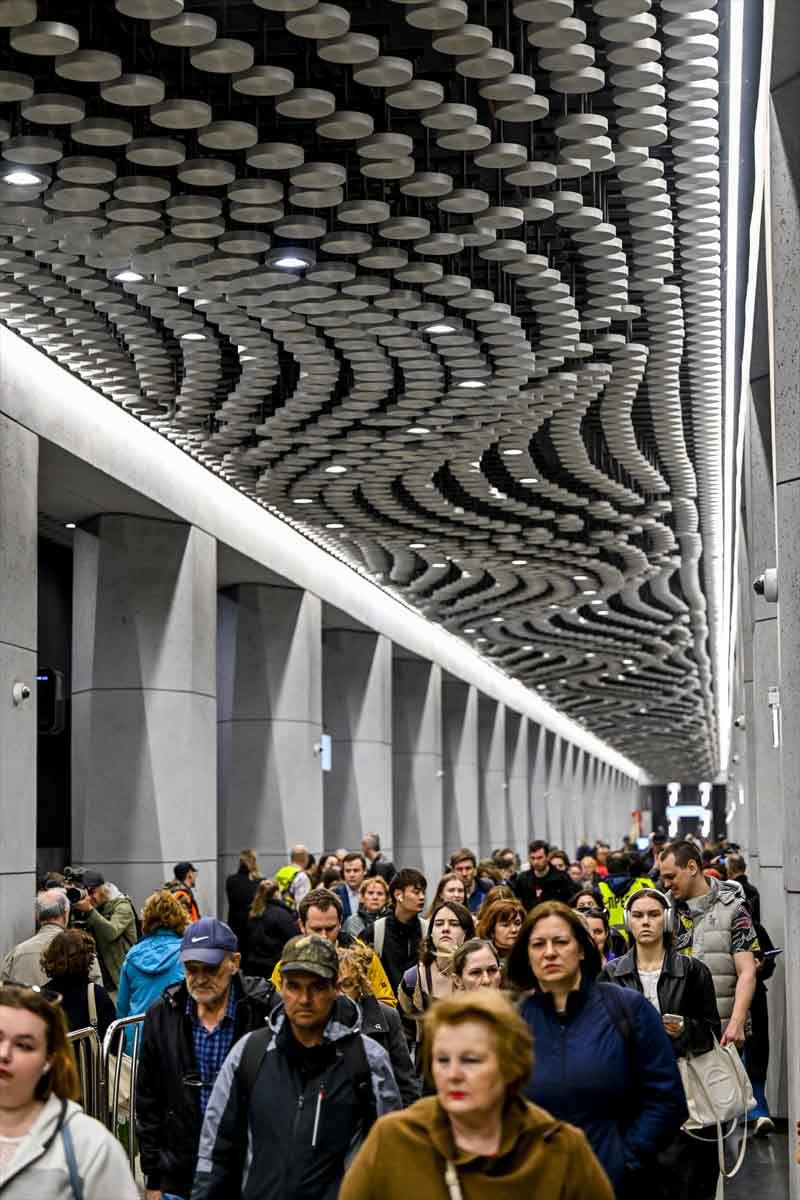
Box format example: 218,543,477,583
192,935,401,1200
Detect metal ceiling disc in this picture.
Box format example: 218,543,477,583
505,160,557,187
150,97,212,130
191,38,255,74
55,49,122,82
0,70,33,101
45,182,112,213
126,137,185,166
356,132,413,160
406,0,468,30
276,88,336,119
291,161,346,188
433,22,491,55
317,32,379,64
228,178,283,204
150,12,217,46
3,134,63,164
316,110,374,141
233,65,294,96
10,20,80,54
456,48,514,80
352,55,413,88
229,203,283,224
474,142,527,169
199,120,258,150
101,74,166,106
115,175,171,204
438,188,489,214
386,79,444,111
177,158,236,187
247,142,304,170
401,171,452,198
286,3,350,38
58,156,116,184
272,214,326,239
167,195,222,220
290,185,343,208
338,198,390,225
20,92,84,125
437,125,491,151
421,102,476,132
380,216,430,241
360,156,415,180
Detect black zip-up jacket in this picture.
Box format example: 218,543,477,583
514,865,580,911
360,912,425,993
600,946,721,1057
357,993,419,1106
226,867,262,946
190,994,402,1200
245,901,298,978
136,972,274,1197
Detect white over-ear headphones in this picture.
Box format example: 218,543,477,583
624,888,675,935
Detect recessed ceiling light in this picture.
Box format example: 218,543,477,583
623,658,634,665
574,574,589,581
64,522,76,530
457,379,486,389
406,426,430,434
503,449,523,456
476,636,487,642
464,627,476,633
177,285,189,296
180,331,206,341
432,561,447,568
426,322,456,334
4,169,40,186
276,256,308,269
582,589,597,595
542,651,551,658
325,465,347,474
590,599,602,606
293,498,313,505
409,542,426,549
520,477,538,483
113,269,144,283
491,616,503,622
585,652,596,659
522,644,533,651
325,522,344,529
511,558,527,566
598,609,609,615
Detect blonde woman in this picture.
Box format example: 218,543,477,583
338,945,418,1106
339,990,613,1200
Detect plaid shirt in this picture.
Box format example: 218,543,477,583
186,987,238,1115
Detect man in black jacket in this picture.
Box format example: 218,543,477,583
190,935,401,1200
360,868,427,993
361,832,396,882
514,839,580,911
136,918,274,1200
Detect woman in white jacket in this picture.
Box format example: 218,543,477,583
0,983,137,1198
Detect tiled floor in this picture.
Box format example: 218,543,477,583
727,1130,789,1200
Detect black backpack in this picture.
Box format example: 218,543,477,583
237,1025,377,1134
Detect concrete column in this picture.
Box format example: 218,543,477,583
478,697,506,857
530,727,553,842
442,679,478,859
771,79,800,1156
546,737,568,850
72,517,217,912
218,584,322,889
322,628,392,856
582,758,600,851
393,656,442,883
0,416,38,955
570,749,588,860
505,711,529,858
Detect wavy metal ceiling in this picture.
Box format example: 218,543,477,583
0,0,723,778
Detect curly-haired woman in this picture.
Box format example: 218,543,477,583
116,889,188,1049
40,929,116,1042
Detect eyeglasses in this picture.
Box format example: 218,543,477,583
0,981,63,1006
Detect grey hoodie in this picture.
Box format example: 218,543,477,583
0,1094,138,1199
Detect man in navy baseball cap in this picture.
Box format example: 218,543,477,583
179,917,238,965
136,916,274,1200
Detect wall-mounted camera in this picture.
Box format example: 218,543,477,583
733,714,746,730
753,568,778,602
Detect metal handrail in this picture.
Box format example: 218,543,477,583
101,1014,146,1172
67,1025,103,1119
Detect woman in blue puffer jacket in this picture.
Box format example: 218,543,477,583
507,900,688,1199
116,889,187,1050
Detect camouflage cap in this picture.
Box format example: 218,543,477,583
280,934,338,982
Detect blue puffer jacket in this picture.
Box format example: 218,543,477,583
116,929,185,1051
520,977,687,1188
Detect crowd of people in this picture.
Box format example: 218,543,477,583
0,830,776,1199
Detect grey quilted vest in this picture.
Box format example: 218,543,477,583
684,878,744,1022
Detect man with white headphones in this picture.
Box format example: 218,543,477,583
600,889,722,1200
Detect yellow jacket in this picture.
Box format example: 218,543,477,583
271,934,397,1008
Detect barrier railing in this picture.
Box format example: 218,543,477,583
68,1013,146,1173
67,1025,103,1119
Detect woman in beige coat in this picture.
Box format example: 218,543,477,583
340,990,613,1200
0,984,137,1198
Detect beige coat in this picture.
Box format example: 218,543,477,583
339,1094,614,1200
0,1094,138,1199
1,923,101,988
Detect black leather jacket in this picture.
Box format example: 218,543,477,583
600,947,721,1057
136,972,274,1196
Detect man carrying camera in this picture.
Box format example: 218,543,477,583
71,869,138,997
1,889,101,986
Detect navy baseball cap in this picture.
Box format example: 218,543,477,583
180,918,238,965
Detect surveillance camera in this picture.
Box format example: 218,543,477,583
733,714,746,730
753,568,778,602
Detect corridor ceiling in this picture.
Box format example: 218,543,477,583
0,0,725,778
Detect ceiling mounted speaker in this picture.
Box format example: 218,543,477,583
150,12,217,46
116,0,183,15
10,20,79,54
